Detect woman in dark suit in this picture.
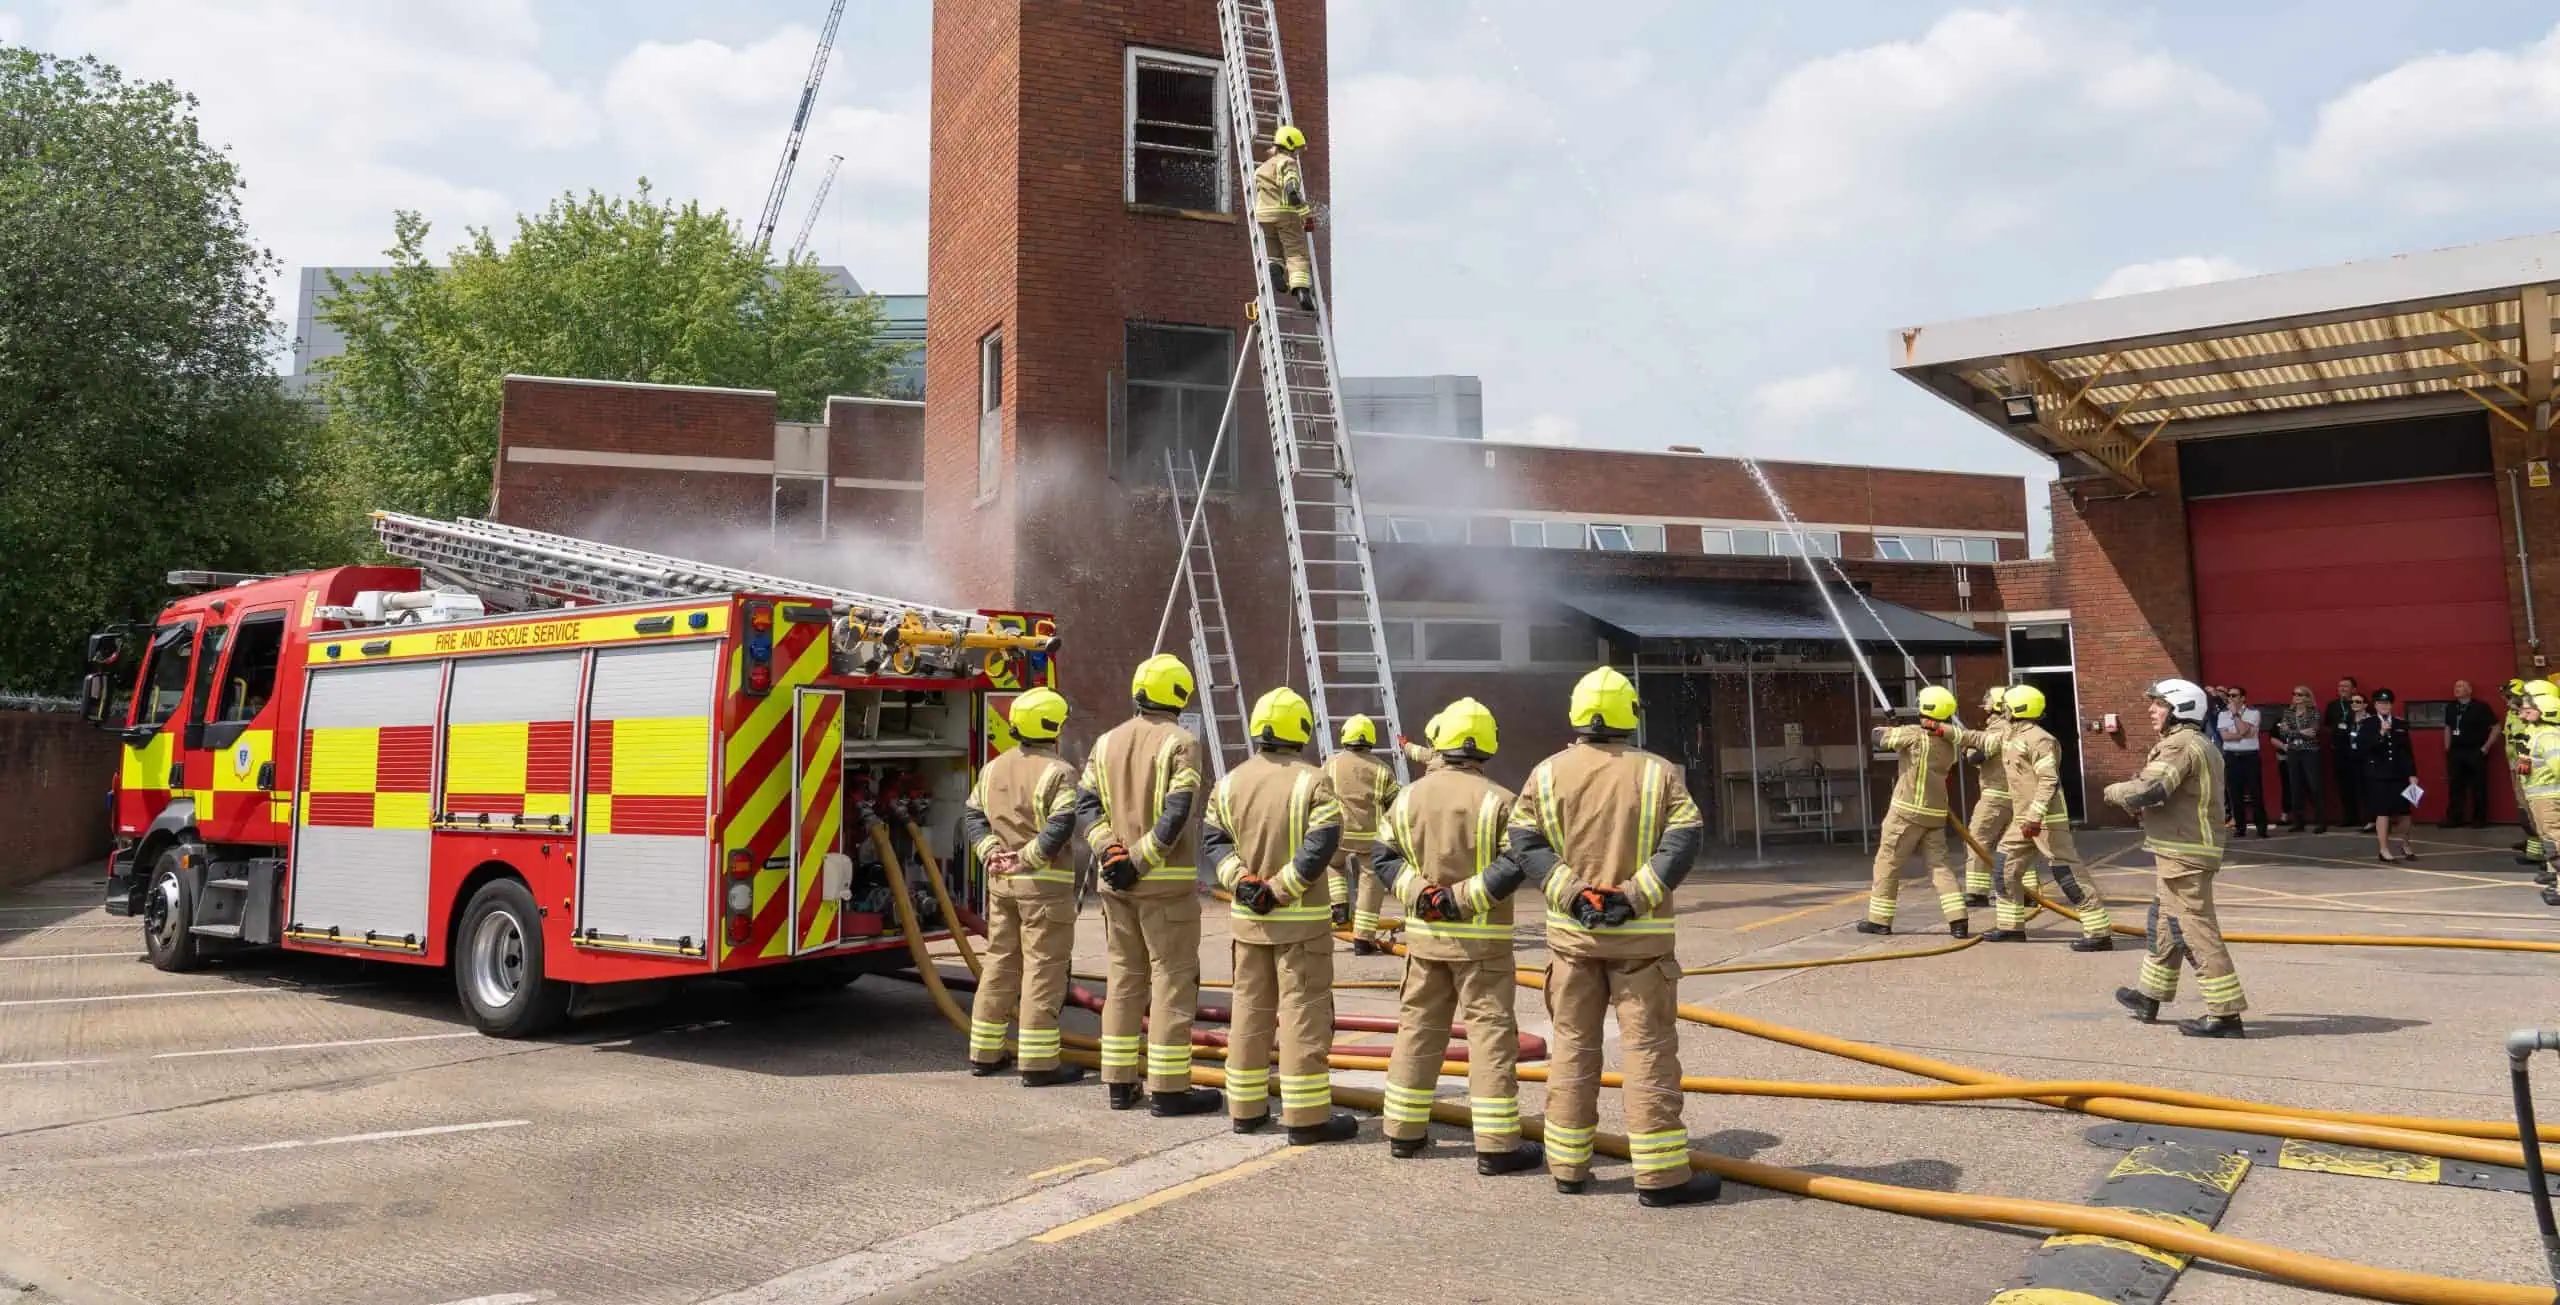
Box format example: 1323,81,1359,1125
2358,688,2418,861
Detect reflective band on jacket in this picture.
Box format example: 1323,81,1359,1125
1893,730,1946,817
1230,769,1336,919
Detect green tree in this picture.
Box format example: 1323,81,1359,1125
319,186,901,522
0,47,334,693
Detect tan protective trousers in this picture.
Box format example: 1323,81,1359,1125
1227,937,1335,1127
2531,795,2560,863
2137,866,2245,1016
1260,212,1311,289
1869,809,1964,926
969,893,1077,1070
1998,817,2109,938
1099,893,1202,1092
1965,792,2011,898
1382,955,1520,1152
1330,849,1391,941
1542,954,1689,1190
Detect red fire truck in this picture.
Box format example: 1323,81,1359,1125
81,514,1056,1036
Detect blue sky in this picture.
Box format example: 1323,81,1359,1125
11,1,2560,548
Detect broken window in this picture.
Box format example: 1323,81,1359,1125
1127,49,1227,213
1124,322,1236,487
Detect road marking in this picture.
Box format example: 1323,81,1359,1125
41,1120,531,1170
1736,889,1869,932
1022,1156,1113,1183
153,1031,481,1059
424,1293,554,1305
1030,1146,1303,1244
0,951,135,963
0,1058,110,1071
699,1131,1288,1304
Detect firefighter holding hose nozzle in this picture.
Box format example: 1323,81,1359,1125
1861,685,1975,939
1323,714,1400,955
1990,684,2113,950
2104,678,2246,1039
1506,667,1720,1207
1203,687,1360,1145
1074,655,1222,1117
958,687,1085,1085
1961,685,2014,908
1366,698,1542,1176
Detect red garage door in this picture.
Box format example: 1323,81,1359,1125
2188,477,2514,825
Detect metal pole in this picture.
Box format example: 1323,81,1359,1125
1151,317,1260,655
2506,1029,2560,1286
1745,644,1762,865
2514,468,2543,655
1855,668,1872,857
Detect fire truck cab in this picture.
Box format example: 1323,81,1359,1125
86,553,1056,1038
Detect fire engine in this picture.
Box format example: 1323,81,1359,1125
78,513,1057,1036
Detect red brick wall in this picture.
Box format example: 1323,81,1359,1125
2051,444,2197,821
1,711,117,887
492,377,777,546
2493,425,2560,678
498,375,777,460
829,396,923,547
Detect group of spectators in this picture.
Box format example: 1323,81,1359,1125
2203,676,2502,863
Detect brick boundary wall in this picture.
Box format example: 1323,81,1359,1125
1,711,117,887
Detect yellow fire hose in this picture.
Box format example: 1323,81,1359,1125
874,848,2553,1304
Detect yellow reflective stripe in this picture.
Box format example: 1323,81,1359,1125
1405,920,1512,940
1242,905,1332,922
1142,864,1196,881
1637,760,1663,866
1545,910,1674,935
2144,838,2221,859
1085,749,1116,842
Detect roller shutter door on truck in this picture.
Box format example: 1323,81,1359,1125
442,651,582,831
292,661,443,949
578,642,720,954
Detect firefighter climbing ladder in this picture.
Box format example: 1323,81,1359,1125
1213,0,1409,776
1164,449,1251,780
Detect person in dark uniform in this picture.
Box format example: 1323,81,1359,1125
2324,676,2363,830
2441,679,2496,828
2359,688,2418,861
2273,685,2325,833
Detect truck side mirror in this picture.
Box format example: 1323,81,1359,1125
77,672,109,727
85,630,123,668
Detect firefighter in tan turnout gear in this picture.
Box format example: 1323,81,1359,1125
1962,686,2013,908
959,687,1086,1086
1991,683,2113,950
1075,655,1222,1117
1366,698,1542,1176
2106,678,2246,1038
1862,685,1974,938
1324,714,1400,955
1254,124,1316,312
1507,667,1719,1207
2519,689,2560,904
1204,687,1360,1145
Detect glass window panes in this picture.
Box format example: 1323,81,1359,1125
215,614,287,722
1510,520,1545,547
141,622,198,724
1389,517,1430,543
1128,54,1225,212
1731,528,1773,555
1628,523,1666,552
1874,536,1913,560
1434,518,1471,545
1772,529,1837,558
1700,528,1734,554
2010,624,2072,669
978,331,1002,414
1544,521,1587,549
1529,623,1596,664
1964,537,2000,564
1422,620,1503,662
1382,620,1416,663
1590,524,1633,551
1124,323,1235,486
1934,536,1968,562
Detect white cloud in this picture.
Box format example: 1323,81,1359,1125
2091,255,2250,299
1748,366,1862,427
1495,413,1581,446
2283,25,2560,214
1680,8,2262,246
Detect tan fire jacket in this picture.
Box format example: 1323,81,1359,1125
960,744,1079,901
1076,711,1204,898
1321,748,1398,853
1369,761,1517,962
1504,739,1704,960
1880,720,1973,827
2103,722,2225,873
1252,151,1307,219
2001,720,2070,821
1969,717,2013,797
1203,752,1343,945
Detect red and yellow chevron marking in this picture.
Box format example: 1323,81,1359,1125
795,693,845,951
301,724,434,829
717,618,831,965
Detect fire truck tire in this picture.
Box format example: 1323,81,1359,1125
455,878,572,1038
141,848,202,973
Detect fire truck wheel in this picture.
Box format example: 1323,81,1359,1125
141,848,202,973
456,878,572,1038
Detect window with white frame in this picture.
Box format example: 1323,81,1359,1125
1729,527,1773,555
1509,519,1546,548
1772,529,1840,558
1421,620,1504,663
976,329,1002,502
1542,520,1586,549
1873,535,1914,561
1125,49,1227,213
1123,322,1236,486
1964,537,2000,563
1528,623,1601,664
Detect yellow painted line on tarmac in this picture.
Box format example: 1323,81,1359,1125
1030,1145,1305,1244
1023,1156,1113,1184
1736,889,1870,933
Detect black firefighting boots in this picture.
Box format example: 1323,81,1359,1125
1151,1086,1223,1118
1948,919,1970,940
1981,928,2028,942
1853,920,1891,935
2114,987,2160,1023
2071,935,2115,952
969,1054,1014,1077
2179,1015,2245,1039
1021,1064,1085,1088
1477,1142,1543,1177
1107,1082,1144,1111
1637,1173,1723,1208
1964,893,1992,909
1389,1136,1426,1159
1287,1112,1360,1146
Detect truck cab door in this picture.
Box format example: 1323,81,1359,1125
194,609,290,845
115,620,200,838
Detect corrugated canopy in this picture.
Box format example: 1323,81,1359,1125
1556,582,1995,650
1891,231,2560,490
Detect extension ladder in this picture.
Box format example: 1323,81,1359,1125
1213,0,1408,777
1165,449,1252,780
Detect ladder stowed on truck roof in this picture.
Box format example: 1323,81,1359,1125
369,511,1055,681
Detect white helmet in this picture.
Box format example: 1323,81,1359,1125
2146,678,2208,724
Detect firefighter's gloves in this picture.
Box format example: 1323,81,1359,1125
2020,820,2044,840
1234,875,1280,916
983,848,1022,878
1570,887,1635,930
1414,884,1459,923
1098,842,1142,891
1869,726,1888,750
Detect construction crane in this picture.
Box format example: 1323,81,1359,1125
752,0,848,253
789,153,844,264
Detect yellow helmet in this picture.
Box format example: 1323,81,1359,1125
1569,666,1639,733
1273,124,1306,152
2506,678,2529,699
2004,684,2047,720
1131,654,1195,712
1979,686,2007,716
2528,679,2558,700
2530,691,2560,717
1916,686,1958,722
1426,698,1498,758
1249,686,1314,747
1340,714,1378,749
1007,687,1067,742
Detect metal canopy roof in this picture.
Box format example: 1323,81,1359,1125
1557,582,1995,650
1890,230,2560,491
